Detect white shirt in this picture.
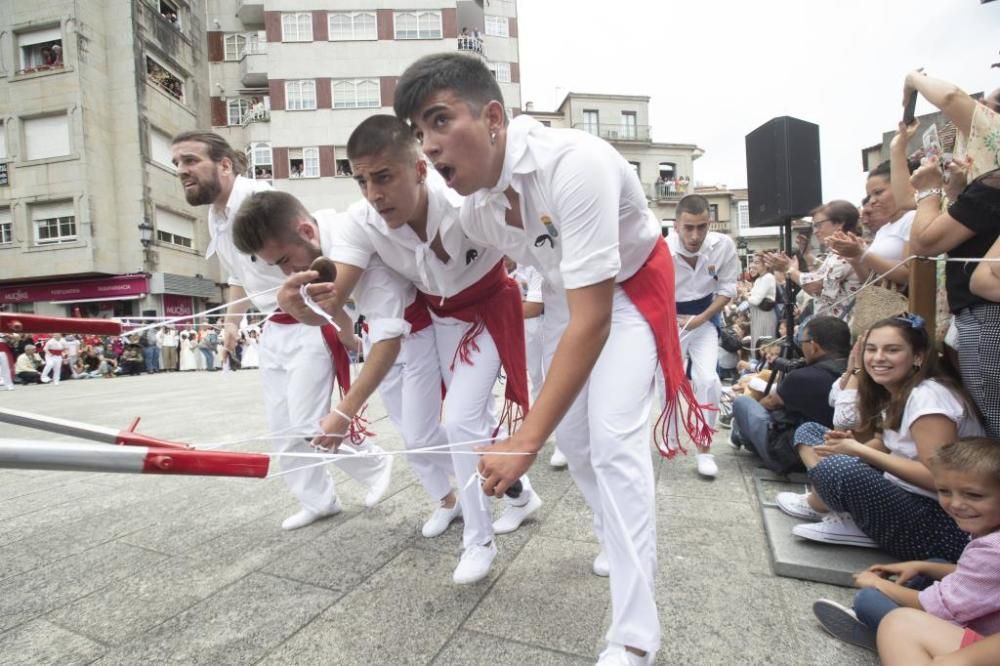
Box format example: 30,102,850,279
161,330,178,347
207,176,284,313
461,115,660,292
64,338,81,356
883,379,985,499
44,338,66,355
667,231,739,303
327,169,502,299
748,273,776,305
511,264,544,304
867,210,915,262
316,210,413,345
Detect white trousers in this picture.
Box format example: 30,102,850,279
525,317,545,403
543,286,661,653
41,356,62,383
660,321,721,444
259,322,385,514
377,326,454,502
432,314,501,549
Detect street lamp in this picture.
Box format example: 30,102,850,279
737,237,749,270
138,221,155,271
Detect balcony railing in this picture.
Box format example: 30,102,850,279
573,123,651,142
240,105,270,127
457,36,484,56
649,180,691,200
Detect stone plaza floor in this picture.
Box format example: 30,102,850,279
0,370,879,665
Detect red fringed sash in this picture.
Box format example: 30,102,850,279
419,261,530,436
620,237,713,456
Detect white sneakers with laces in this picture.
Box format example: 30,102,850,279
792,512,879,548
776,491,825,521
452,541,497,584
422,502,462,538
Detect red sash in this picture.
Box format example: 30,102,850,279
419,261,529,434
620,237,713,456
404,294,432,334
47,349,65,356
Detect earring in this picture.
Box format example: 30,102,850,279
490,131,496,145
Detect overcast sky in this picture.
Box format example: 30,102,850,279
516,0,1000,203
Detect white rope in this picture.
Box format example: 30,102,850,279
123,285,280,337
298,284,341,332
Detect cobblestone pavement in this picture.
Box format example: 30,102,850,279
0,370,877,665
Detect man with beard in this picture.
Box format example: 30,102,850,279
169,131,393,529
663,194,739,478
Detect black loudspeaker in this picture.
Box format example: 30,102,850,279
745,116,822,227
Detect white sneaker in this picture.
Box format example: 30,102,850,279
281,498,343,531
40,376,51,384
812,599,877,652
364,454,394,508
550,447,568,468
452,541,497,584
492,491,543,534
596,643,654,665
422,502,462,538
776,491,825,522
592,548,609,577
792,512,879,548
696,452,718,478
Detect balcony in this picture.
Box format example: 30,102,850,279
457,36,485,57
573,123,651,143
239,44,267,88
237,0,264,26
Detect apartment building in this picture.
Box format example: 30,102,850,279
208,0,521,213
0,0,221,320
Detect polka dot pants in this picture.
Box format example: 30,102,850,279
809,455,969,562
794,421,829,447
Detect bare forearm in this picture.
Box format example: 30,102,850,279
337,338,400,416
891,142,917,212
861,251,910,285
523,301,544,319
910,74,975,136
870,579,923,609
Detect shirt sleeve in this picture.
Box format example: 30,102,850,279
918,537,1000,625
549,140,623,289
949,178,1000,236
830,384,859,431
748,273,775,305
352,258,411,345
524,267,544,303
901,381,966,433
326,205,378,269
715,237,740,300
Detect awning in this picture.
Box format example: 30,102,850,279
49,295,144,305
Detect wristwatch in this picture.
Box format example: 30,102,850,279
914,188,943,204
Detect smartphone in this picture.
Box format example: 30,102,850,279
922,124,942,160
903,90,918,125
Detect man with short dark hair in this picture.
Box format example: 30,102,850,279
170,131,392,530
731,315,851,471
665,193,740,477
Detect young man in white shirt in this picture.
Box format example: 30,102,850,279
40,333,67,384
170,131,392,530
665,194,740,478
278,115,541,585
394,53,710,665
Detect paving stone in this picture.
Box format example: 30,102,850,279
92,573,337,665
0,541,168,634
433,630,591,666
47,556,250,645
465,535,610,658
262,548,487,665
0,619,105,666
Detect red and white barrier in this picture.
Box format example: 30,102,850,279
0,313,123,336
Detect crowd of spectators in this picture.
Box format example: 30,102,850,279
0,321,261,387
705,70,1000,664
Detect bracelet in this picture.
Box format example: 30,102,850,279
914,188,943,204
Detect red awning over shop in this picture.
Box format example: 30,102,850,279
0,275,149,305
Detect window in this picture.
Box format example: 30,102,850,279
288,147,319,178
17,27,63,73
329,11,377,41
484,15,509,37
738,201,750,231
224,34,246,61
32,202,76,245
490,62,511,83
227,98,250,125
394,11,442,39
281,13,312,42
709,204,719,222
146,57,184,101
582,110,599,135
335,154,353,177
247,142,272,180
622,111,637,140
285,80,317,111
149,126,175,171
628,161,641,178
0,209,11,244
155,207,194,248
332,79,380,109
23,114,70,161
159,0,181,28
